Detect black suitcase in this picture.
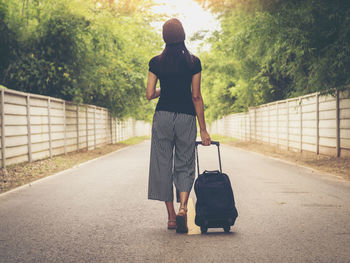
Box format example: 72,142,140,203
194,141,238,234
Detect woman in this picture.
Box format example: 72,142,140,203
146,18,211,233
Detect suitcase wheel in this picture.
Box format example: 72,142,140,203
223,226,230,233
200,226,208,234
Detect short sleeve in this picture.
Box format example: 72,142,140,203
192,56,202,75
149,56,159,76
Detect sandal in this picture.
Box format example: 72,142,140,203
176,207,188,234
168,220,176,230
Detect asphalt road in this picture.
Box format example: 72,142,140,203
0,140,350,263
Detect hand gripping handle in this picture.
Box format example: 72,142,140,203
195,141,220,146
195,140,222,174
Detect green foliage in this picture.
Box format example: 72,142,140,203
198,0,350,122
4,0,348,123
0,0,162,120
0,1,16,82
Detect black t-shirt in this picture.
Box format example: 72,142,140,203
148,54,202,116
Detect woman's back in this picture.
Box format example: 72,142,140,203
149,45,202,115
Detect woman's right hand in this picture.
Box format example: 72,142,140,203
200,129,211,146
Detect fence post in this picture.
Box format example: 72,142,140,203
133,118,136,138
299,98,303,153
239,115,241,140
316,93,319,155
94,106,96,149
267,105,271,145
48,98,52,158
119,119,121,142
276,102,279,148
122,120,124,141
119,120,121,141
1,89,6,169
110,114,113,144
121,120,124,141
116,119,118,142
254,107,257,142
26,95,32,162
76,104,79,151
336,90,340,157
63,101,67,154
249,109,252,141
115,118,117,143
287,100,290,151
86,106,88,150
243,114,247,141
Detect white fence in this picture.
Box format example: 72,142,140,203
0,88,151,168
209,91,350,158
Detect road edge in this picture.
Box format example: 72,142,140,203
0,144,135,198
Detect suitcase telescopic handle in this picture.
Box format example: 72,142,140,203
195,141,220,146
195,140,222,174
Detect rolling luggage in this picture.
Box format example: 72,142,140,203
194,141,238,234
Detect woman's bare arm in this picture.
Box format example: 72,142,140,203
192,72,211,146
146,71,160,100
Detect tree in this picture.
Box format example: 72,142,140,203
0,0,162,120
197,0,350,121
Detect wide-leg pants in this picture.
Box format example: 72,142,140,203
148,111,197,202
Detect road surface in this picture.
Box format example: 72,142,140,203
1,140,350,262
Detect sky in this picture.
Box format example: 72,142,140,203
149,0,220,52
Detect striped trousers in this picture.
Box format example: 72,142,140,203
148,111,197,202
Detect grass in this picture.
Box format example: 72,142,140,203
210,134,239,144
121,135,150,145
0,136,150,194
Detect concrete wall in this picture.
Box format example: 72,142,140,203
209,91,350,158
0,88,151,168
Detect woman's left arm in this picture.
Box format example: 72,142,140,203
146,71,160,100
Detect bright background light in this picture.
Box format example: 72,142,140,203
150,0,219,52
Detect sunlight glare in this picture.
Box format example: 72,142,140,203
150,0,219,51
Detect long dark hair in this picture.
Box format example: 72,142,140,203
159,42,194,75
